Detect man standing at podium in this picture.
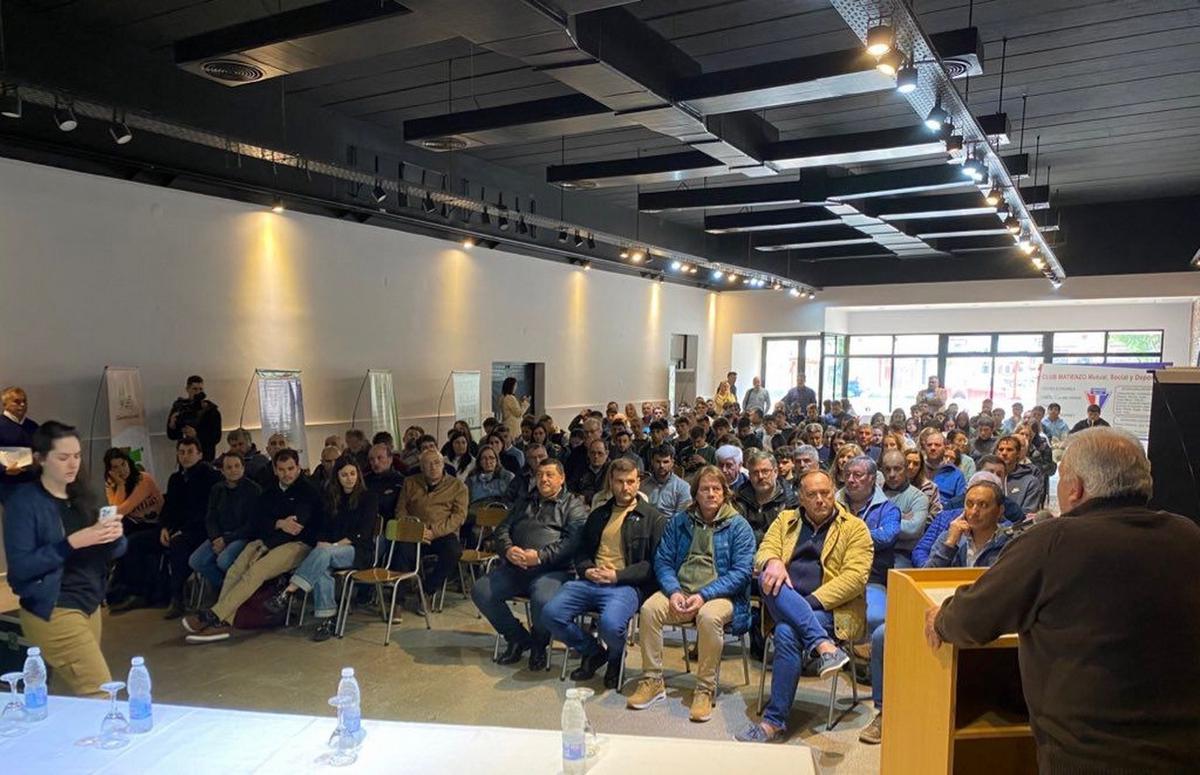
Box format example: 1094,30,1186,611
927,427,1200,772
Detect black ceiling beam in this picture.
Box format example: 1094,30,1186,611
704,206,840,234
640,180,804,212
672,28,984,114
929,235,1022,252
404,94,629,150
174,0,417,84
547,150,732,188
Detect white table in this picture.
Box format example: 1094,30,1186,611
0,697,817,774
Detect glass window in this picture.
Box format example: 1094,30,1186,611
1053,331,1105,354
1106,355,1160,364
893,358,940,407
992,357,1043,408
1106,331,1163,354
849,335,893,355
894,335,939,355
997,334,1045,353
846,358,892,416
1052,356,1104,365
824,334,846,356
762,339,799,398
947,335,991,354
945,357,994,406
823,356,845,402
802,339,822,398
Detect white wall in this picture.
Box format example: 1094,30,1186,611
0,158,717,476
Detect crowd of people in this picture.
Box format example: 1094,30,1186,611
3,370,1197,771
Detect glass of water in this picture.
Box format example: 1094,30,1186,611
318,695,358,767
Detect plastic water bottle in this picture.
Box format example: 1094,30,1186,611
337,667,366,746
127,656,153,733
22,647,47,721
562,688,586,775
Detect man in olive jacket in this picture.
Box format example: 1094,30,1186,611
543,458,666,689
471,457,587,671
930,428,1200,774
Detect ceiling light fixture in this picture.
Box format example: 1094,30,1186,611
462,236,476,249
788,287,801,298
866,22,893,57
371,181,387,204
711,269,724,281
480,206,491,225
619,246,630,259
270,198,285,214
985,183,1003,207
108,108,132,145
671,260,682,271
557,226,568,243
1004,215,1021,234
806,290,816,300
517,215,529,235
896,60,918,94
876,49,903,77
925,97,948,132
54,98,77,132
0,85,21,119
586,233,596,250
422,191,436,214
631,248,646,262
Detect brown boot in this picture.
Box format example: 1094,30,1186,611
626,677,666,709
689,689,714,722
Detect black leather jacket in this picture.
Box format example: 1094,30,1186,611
492,487,588,571
733,479,799,543
574,498,667,600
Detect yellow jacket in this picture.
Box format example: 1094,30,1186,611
754,501,873,642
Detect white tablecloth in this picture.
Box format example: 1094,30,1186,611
0,697,817,774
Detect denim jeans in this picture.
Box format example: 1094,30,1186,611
188,538,248,592
866,582,887,634
542,580,640,664
470,563,568,648
762,585,836,730
290,544,356,618
871,623,886,710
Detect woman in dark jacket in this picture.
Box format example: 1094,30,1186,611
276,455,377,641
2,421,127,697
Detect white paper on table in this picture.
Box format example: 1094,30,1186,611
0,447,33,468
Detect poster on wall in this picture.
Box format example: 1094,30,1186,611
106,366,155,476
257,369,309,467
452,370,482,432
667,363,678,412
1035,364,1154,443
367,369,398,441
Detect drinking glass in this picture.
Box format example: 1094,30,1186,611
573,686,600,758
317,695,358,767
0,672,27,738
76,681,129,749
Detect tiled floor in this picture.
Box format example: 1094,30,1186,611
100,591,882,773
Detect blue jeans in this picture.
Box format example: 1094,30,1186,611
290,544,356,618
470,563,568,648
188,538,248,591
871,623,885,710
866,582,887,634
762,585,836,730
542,580,640,664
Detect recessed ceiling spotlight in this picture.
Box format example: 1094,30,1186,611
866,22,893,57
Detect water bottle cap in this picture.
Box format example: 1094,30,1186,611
341,668,354,678
131,657,145,666
27,647,40,657
565,688,579,699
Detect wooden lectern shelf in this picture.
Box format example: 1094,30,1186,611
880,568,1036,775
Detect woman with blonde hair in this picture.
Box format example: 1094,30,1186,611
713,381,736,411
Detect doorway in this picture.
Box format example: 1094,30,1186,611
491,362,540,419
761,336,823,405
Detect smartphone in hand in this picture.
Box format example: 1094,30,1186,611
99,506,119,521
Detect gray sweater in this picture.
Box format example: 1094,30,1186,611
883,483,930,555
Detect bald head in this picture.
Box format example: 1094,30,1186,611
1057,427,1152,513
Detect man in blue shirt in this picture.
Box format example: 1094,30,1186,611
640,445,691,516
782,373,817,413
922,431,966,510
1041,402,1070,442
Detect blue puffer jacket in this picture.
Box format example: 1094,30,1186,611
930,462,966,510
654,503,755,636
2,482,128,620
838,486,901,585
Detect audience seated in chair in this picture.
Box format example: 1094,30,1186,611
270,455,378,642
627,465,755,724
159,438,222,619
104,447,163,611
733,450,798,545
640,444,691,517
182,449,321,643
466,446,514,504
393,448,468,612
364,442,405,522
543,458,667,690
737,469,870,744
472,458,587,672
186,452,261,599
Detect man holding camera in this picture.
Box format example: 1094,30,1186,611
167,375,223,462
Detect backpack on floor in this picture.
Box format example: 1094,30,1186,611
231,575,289,630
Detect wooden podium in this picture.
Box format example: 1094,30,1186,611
880,568,1037,775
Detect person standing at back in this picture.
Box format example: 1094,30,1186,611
928,428,1200,772
166,375,222,462
498,377,531,442
0,386,39,500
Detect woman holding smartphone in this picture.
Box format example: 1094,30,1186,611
2,421,126,696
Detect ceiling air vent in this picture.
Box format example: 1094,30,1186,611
420,136,468,152
941,58,972,78
201,60,266,84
